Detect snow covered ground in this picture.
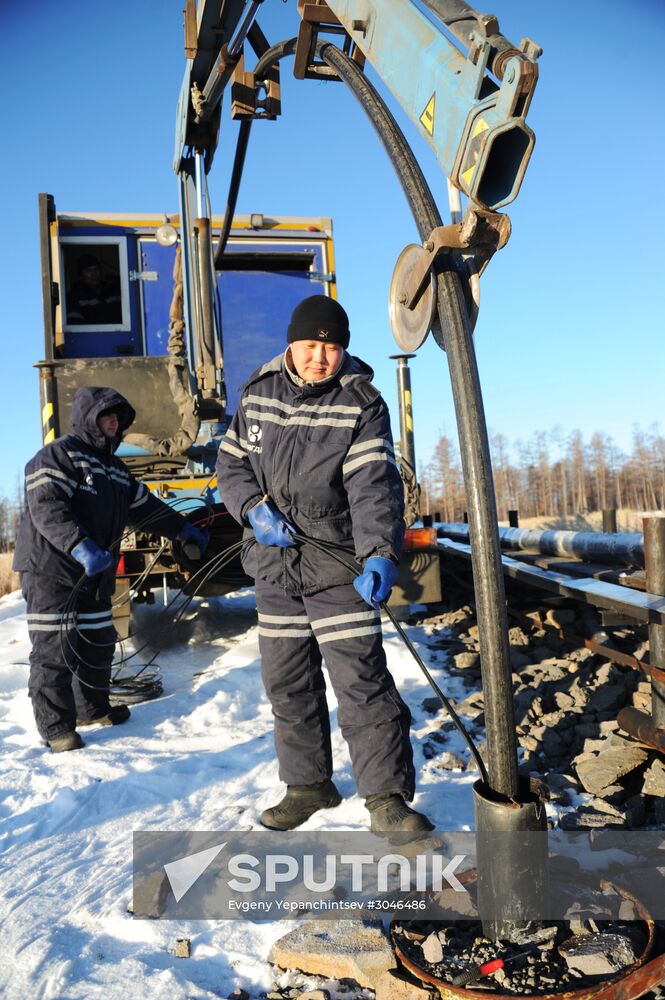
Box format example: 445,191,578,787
0,586,479,999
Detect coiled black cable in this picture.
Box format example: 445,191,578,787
57,496,240,700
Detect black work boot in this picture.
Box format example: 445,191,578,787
48,731,85,753
260,780,342,830
365,793,434,832
77,705,131,728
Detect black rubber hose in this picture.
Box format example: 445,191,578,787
317,41,442,239
316,43,518,797
202,35,517,794
433,266,518,797
253,37,297,81
213,36,295,270
214,120,252,269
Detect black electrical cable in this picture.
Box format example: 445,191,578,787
59,538,247,689
291,530,489,783
63,496,218,649
57,496,235,694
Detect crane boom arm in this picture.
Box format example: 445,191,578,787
176,1,540,211
305,0,540,209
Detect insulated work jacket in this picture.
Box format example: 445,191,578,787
14,386,184,599
216,352,405,595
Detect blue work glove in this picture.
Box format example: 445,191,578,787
353,556,399,608
247,500,297,547
178,522,209,560
71,539,114,577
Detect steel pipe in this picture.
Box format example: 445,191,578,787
198,3,264,122
194,217,217,398
228,1,264,59
437,522,645,568
194,151,206,219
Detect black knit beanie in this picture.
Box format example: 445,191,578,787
286,295,350,349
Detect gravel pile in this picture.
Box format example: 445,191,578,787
417,595,665,829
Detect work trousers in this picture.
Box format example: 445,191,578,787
21,573,117,741
256,578,416,800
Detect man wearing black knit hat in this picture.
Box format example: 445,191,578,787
217,294,433,833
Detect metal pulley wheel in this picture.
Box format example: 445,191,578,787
388,243,437,352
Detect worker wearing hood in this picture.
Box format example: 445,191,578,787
14,386,208,753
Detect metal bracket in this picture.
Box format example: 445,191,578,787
294,0,365,80
196,361,217,393
231,53,281,120
402,208,511,312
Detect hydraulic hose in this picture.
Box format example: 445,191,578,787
315,44,519,797
212,38,297,271
214,120,252,269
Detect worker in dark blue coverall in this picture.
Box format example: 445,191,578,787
217,295,434,832
13,386,207,753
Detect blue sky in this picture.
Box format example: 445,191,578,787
1,0,663,499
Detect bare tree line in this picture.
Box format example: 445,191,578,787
420,425,665,522
2,424,664,551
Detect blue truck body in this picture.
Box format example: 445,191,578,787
37,199,337,605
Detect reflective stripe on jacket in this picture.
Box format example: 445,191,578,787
14,386,184,598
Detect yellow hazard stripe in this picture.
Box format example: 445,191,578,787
144,478,217,491
42,401,56,444
405,390,413,433
461,160,477,187
472,117,489,139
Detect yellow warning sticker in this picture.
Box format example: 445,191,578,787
419,93,435,136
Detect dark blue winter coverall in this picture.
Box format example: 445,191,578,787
13,387,184,741
216,351,416,799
